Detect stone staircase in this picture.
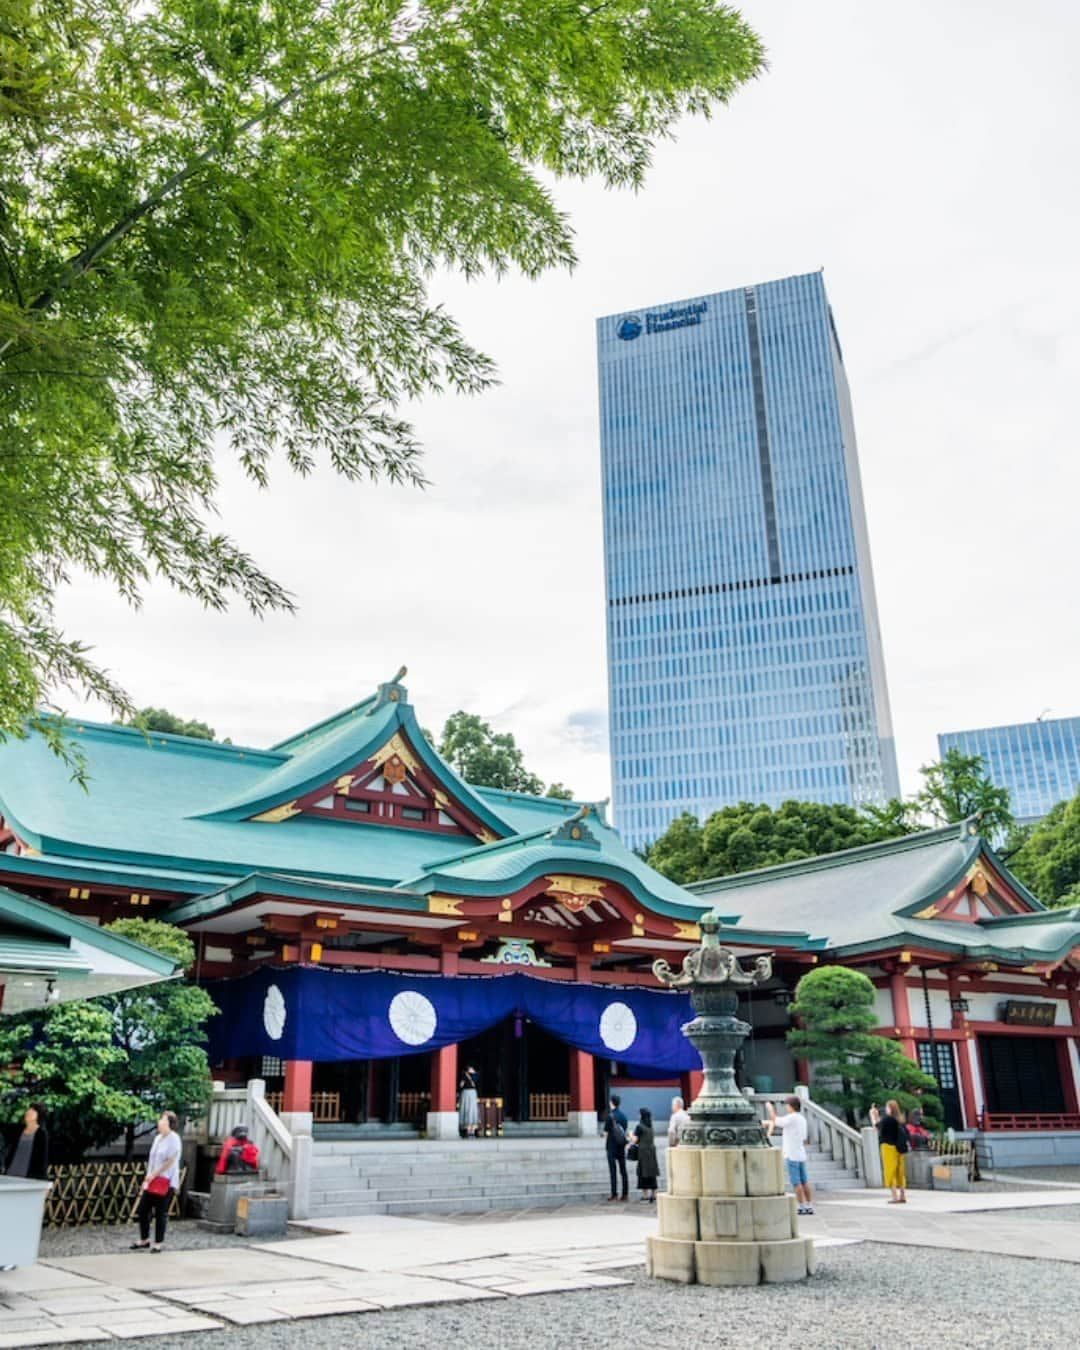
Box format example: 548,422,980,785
306,1134,861,1220
802,1143,858,1192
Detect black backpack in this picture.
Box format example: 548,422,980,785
609,1116,627,1149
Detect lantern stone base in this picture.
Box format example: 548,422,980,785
649,1147,813,1286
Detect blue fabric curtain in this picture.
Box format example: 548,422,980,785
206,966,702,1073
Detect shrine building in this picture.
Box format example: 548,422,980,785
1,668,1079,1154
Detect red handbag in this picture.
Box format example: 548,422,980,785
146,1176,171,1197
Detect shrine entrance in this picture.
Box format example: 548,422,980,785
457,1016,572,1124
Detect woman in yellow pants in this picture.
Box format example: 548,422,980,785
870,1100,908,1203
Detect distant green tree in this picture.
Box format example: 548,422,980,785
438,712,572,800
860,797,922,842
786,966,941,1128
646,812,707,884
101,919,217,1156
0,1002,142,1163
648,801,880,884
915,748,1013,837
1009,791,1080,907
122,707,219,742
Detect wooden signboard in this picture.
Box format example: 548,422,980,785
1003,1000,1056,1027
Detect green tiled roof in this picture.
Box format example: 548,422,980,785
688,819,1077,962
0,679,716,933
0,885,180,1010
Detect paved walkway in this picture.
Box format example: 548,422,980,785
3,1190,1080,1345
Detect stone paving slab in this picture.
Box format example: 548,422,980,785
0,1332,112,1347
43,1249,352,1293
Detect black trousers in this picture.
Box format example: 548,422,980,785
137,1189,170,1245
607,1147,628,1198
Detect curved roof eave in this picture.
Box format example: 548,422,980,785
190,703,513,838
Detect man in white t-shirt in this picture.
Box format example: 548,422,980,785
766,1096,813,1215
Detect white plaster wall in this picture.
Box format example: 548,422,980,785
874,987,895,1026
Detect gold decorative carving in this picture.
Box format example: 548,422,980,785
251,801,301,823
673,921,701,942
498,909,512,923
369,733,419,775
335,774,355,794
384,755,407,786
913,904,940,919
546,876,605,899
970,866,990,897
477,828,498,844
433,790,449,809
428,895,464,917
632,924,645,937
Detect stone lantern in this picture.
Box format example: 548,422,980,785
648,910,814,1285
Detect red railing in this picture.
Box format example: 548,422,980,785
979,1112,1080,1131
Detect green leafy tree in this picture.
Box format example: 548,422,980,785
0,1,764,759
438,711,572,799
0,1002,143,1163
915,749,1013,836
786,966,941,1128
645,812,706,885
101,919,217,1156
121,707,218,742
1010,791,1080,907
649,801,881,884
860,797,922,843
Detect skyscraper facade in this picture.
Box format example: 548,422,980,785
598,271,900,850
938,717,1080,825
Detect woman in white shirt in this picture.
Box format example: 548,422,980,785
131,1112,181,1253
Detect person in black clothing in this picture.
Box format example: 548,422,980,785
869,1100,908,1203
603,1093,629,1202
5,1104,49,1180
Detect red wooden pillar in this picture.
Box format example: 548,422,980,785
889,969,917,1060
794,1058,811,1087
430,1043,458,1113
948,972,980,1129
569,1048,595,1114
680,1070,704,1107
283,1059,313,1113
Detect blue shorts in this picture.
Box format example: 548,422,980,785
786,1159,809,1188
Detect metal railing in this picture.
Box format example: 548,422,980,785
529,1093,570,1121
749,1092,863,1179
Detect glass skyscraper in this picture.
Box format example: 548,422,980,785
598,270,900,850
938,717,1080,824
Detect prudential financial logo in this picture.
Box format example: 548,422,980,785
615,300,708,341
616,315,643,341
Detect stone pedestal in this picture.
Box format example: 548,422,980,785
425,1110,461,1140
201,1174,258,1233
648,1146,813,1286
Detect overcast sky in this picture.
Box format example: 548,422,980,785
57,0,1080,812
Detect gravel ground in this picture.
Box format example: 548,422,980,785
38,1220,317,1259
111,1245,1077,1350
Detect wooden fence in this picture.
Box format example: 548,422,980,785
44,1161,187,1228
529,1093,570,1121
266,1091,342,1123
398,1091,431,1126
